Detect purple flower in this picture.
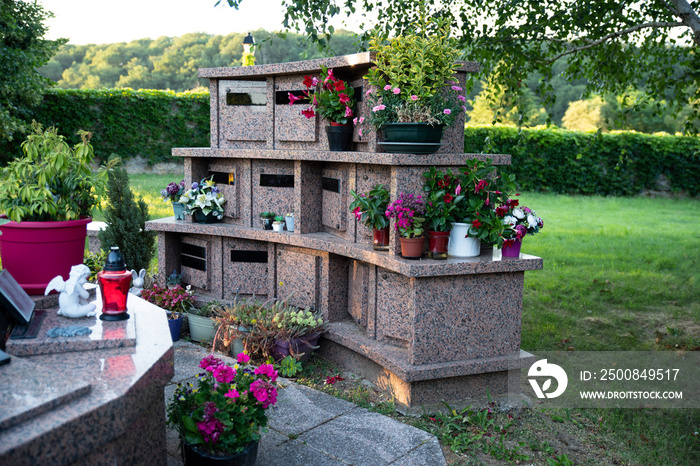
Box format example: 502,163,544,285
443,109,452,115
451,85,463,91
191,182,199,190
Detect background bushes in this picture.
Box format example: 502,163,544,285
3,89,697,196
465,126,700,196
0,88,210,165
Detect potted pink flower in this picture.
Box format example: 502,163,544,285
497,200,544,257
167,353,279,463
385,192,426,258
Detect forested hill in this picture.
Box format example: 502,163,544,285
39,30,359,92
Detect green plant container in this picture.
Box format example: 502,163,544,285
382,123,444,143
187,312,217,342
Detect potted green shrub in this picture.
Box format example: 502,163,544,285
349,184,390,250
269,303,326,363
272,215,285,232
363,15,466,153
187,300,223,343
259,211,276,230
0,123,115,294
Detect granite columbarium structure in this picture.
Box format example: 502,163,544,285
146,53,543,412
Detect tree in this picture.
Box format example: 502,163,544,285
220,0,700,133
98,164,155,273
0,0,66,143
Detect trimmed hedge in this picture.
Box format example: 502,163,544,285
0,88,210,165
2,90,697,196
464,126,700,196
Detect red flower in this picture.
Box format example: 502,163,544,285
301,107,315,119
443,194,453,203
474,179,489,193
472,219,482,229
334,80,346,91
495,205,509,217
506,198,519,208
287,93,301,105
302,75,315,88
338,93,350,104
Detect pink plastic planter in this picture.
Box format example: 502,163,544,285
0,217,91,295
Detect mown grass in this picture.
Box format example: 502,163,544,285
116,176,699,464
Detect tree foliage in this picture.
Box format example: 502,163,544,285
40,29,358,92
0,0,66,143
221,0,700,133
98,164,155,273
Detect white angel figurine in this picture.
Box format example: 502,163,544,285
45,264,97,318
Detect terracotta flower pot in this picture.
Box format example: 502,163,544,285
399,236,424,259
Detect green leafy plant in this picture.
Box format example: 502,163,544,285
83,250,108,283
422,168,464,232
363,14,464,130
349,184,390,230
97,163,155,272
277,355,303,377
273,215,285,223
166,269,182,286
0,122,115,222
289,66,356,124
259,211,276,219
167,353,278,455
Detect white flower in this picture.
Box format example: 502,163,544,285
513,207,525,219
503,215,517,227
527,214,537,228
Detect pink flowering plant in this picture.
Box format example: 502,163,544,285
141,283,195,316
289,66,356,125
385,192,426,238
349,184,390,230
497,200,544,247
363,16,466,131
167,353,279,455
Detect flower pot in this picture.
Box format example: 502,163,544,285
399,236,424,259
193,211,219,223
182,439,259,466
325,123,353,151
382,122,444,143
187,312,217,342
270,332,321,363
168,313,183,342
501,238,522,258
447,223,480,258
172,202,185,220
0,217,91,295
285,216,295,231
428,231,450,260
260,218,273,230
272,222,283,232
372,226,390,251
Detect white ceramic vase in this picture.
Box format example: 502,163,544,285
447,222,480,258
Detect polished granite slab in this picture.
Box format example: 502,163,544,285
0,356,91,430
6,305,136,357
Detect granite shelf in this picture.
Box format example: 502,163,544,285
325,321,534,383
173,148,512,166
146,217,543,278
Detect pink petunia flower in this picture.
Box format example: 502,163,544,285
392,87,401,95
236,352,250,364
410,95,419,101
443,109,452,115
384,84,392,91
